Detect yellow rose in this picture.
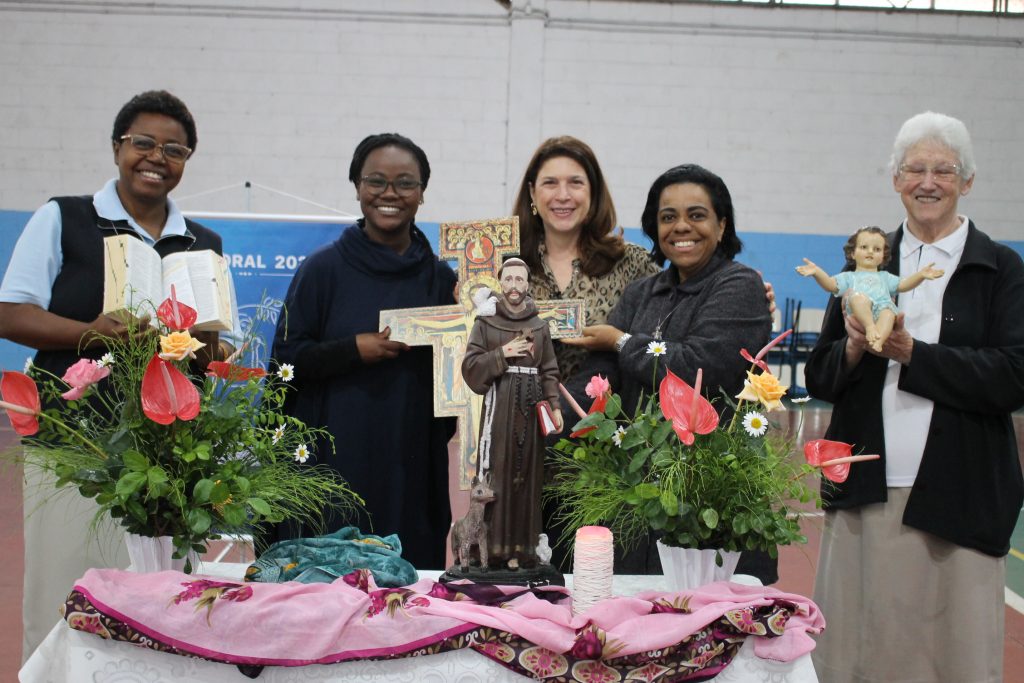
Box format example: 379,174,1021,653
735,370,788,411
158,331,205,361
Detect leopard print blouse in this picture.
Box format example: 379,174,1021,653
531,242,661,381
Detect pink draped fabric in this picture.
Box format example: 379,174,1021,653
65,568,823,670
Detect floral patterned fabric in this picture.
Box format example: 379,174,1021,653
62,568,822,681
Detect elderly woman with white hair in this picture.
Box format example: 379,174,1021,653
805,112,1024,682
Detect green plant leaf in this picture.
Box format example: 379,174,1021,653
187,508,212,534
635,483,660,499
193,479,215,504
619,428,645,450
248,497,271,517
221,503,247,526
701,507,720,529
651,419,674,446
210,481,231,505
628,446,653,473
660,490,678,515
122,450,149,472
146,466,168,487
593,420,618,441
115,471,147,497
604,394,622,419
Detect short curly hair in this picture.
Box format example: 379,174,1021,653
843,226,890,268
111,90,198,151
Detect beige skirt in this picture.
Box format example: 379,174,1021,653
812,487,1004,683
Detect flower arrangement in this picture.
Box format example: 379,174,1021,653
0,292,361,569
548,332,858,559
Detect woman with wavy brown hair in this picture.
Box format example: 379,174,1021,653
512,136,660,381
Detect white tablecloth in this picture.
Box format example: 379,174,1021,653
20,564,819,683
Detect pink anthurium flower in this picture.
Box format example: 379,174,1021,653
659,368,719,446
60,358,111,401
141,354,200,425
156,285,198,332
0,370,41,435
803,439,879,483
206,361,267,382
740,329,793,373
568,375,611,438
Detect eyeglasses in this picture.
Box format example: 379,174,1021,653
118,134,193,163
359,175,423,196
898,162,961,182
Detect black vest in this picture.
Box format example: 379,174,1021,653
33,195,223,379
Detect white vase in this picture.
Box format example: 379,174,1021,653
124,533,199,573
656,540,741,591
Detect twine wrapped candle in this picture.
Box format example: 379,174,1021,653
573,525,613,615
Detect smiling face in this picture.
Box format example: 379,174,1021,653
500,264,530,310
656,182,725,281
112,112,187,208
529,156,592,238
852,231,886,271
356,145,424,252
894,139,973,240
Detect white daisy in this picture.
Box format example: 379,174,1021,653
612,425,627,447
272,425,285,444
294,443,309,463
791,396,812,404
742,411,769,437
23,357,33,373
646,340,667,356
278,363,295,382
97,352,114,368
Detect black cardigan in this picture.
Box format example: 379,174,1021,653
804,222,1024,557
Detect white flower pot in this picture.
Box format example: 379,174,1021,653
656,540,741,591
124,533,199,573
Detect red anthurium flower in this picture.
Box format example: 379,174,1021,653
659,368,718,446
156,285,198,332
141,354,200,424
0,371,41,435
803,439,881,483
740,329,793,373
206,361,267,382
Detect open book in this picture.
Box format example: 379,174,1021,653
102,234,234,332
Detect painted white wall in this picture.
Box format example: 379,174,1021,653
1,0,1021,238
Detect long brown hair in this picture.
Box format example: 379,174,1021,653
512,136,624,278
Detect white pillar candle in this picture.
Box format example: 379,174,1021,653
572,525,613,615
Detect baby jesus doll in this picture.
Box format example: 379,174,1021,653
796,226,944,352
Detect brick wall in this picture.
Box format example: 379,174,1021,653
0,0,1021,239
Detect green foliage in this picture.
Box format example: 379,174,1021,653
546,385,819,554
15,310,362,564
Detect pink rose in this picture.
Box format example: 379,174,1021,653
584,374,610,400
61,359,110,401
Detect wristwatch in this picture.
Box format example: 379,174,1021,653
614,333,632,353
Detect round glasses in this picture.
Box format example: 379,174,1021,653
898,163,961,182
360,175,423,196
119,134,193,163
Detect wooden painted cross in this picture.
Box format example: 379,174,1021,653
380,217,584,488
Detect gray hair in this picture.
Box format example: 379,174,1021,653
889,111,976,181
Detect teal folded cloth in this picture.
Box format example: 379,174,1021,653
245,527,418,587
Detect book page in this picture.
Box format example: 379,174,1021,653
161,250,231,331
102,235,163,322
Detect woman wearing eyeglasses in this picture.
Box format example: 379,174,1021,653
271,133,457,570
805,112,1024,683
0,90,231,660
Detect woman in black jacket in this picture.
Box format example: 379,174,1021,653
806,112,1024,683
